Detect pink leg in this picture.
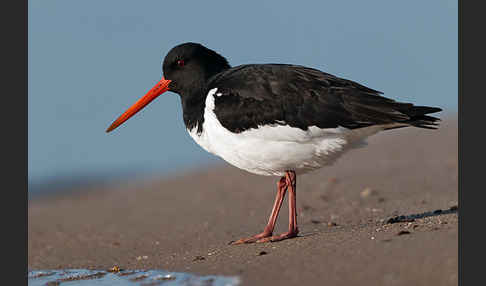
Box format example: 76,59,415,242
257,171,299,243
230,176,288,245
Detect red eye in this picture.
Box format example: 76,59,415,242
177,59,185,67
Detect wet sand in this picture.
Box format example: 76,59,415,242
28,117,458,286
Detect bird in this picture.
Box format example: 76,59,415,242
106,42,441,244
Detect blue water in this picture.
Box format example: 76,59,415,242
28,269,240,286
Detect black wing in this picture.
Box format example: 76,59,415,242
207,64,441,133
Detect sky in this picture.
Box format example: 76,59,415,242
28,0,458,191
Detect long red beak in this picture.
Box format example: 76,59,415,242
106,78,172,133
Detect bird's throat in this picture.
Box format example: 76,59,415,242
181,92,206,134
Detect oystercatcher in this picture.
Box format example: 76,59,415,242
106,42,441,244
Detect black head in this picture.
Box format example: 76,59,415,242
162,42,231,96
106,42,230,133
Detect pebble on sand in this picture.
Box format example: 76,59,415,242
193,255,206,261
397,230,411,236
107,265,121,273
360,187,377,198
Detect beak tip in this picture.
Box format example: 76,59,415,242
105,124,115,133
105,77,171,134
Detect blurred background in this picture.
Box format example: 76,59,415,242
28,0,457,197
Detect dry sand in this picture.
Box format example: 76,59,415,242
28,117,458,286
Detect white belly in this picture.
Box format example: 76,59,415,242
187,88,386,176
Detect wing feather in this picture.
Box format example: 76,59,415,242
207,64,441,133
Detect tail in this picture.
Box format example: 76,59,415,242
383,105,442,130
341,88,443,131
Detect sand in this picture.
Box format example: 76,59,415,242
28,117,458,286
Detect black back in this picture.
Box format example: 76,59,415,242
207,64,441,133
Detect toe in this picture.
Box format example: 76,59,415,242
230,232,273,245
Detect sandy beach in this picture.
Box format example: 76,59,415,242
28,117,458,286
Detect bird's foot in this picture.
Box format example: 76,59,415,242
229,231,273,245
256,229,299,243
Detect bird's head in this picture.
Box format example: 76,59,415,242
163,42,230,94
106,42,230,133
